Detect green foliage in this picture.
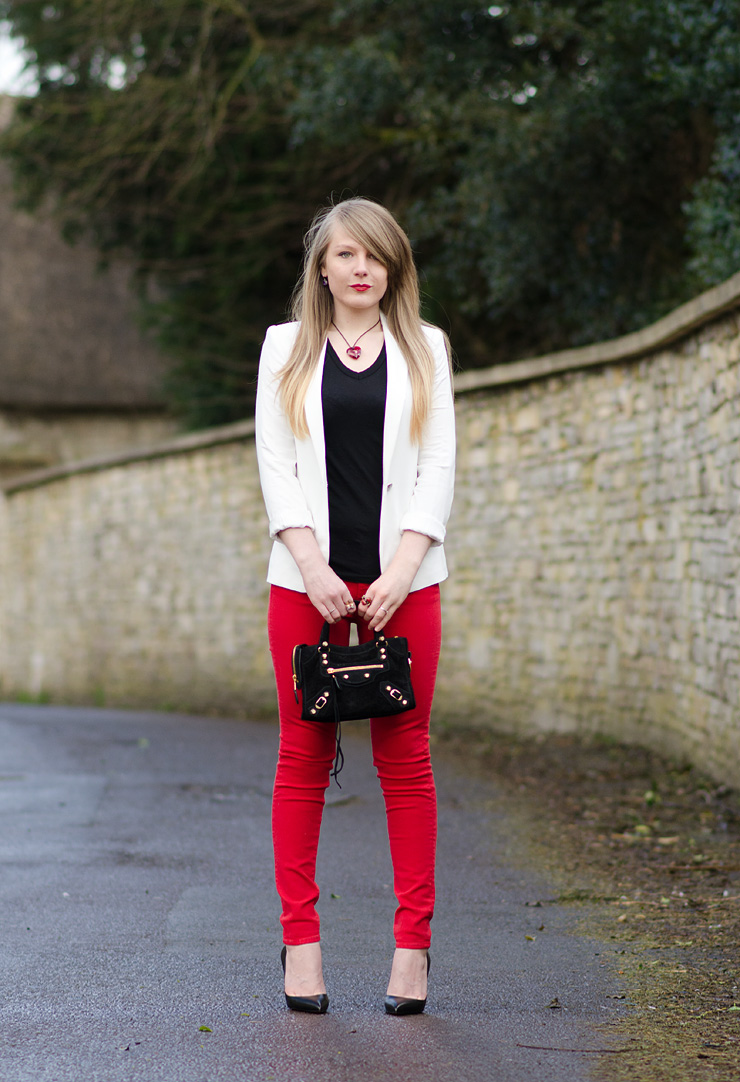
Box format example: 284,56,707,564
287,0,736,358
1,1,739,424
0,1,333,425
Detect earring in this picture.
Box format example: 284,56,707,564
321,276,328,287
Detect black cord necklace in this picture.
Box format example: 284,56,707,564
331,318,381,360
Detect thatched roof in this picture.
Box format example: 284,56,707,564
0,95,168,410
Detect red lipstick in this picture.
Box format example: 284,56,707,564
351,284,371,291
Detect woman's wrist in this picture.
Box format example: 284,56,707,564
277,525,336,582
388,531,433,579
278,527,326,574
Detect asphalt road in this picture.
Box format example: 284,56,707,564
0,704,625,1081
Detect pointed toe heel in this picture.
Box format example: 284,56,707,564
384,993,427,1016
280,946,329,1014
285,991,329,1014
384,952,430,1016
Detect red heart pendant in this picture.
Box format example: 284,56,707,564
346,346,362,360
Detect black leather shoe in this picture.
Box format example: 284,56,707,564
384,952,430,1016
281,946,329,1014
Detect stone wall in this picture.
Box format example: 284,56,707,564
440,313,740,783
1,276,740,782
0,409,177,481
0,424,275,717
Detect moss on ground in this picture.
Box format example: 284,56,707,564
434,728,740,1081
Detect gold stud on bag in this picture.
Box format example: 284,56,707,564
292,621,416,783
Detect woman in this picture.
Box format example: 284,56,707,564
255,197,455,1016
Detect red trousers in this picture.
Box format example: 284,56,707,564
268,582,441,948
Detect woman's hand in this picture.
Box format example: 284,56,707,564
302,562,357,624
359,531,433,631
278,528,356,624
359,567,414,632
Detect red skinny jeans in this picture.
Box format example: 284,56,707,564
268,582,441,949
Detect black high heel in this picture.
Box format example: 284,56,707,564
280,945,329,1014
384,952,430,1016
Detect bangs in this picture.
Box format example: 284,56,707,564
331,201,410,274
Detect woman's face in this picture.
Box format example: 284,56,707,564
320,227,389,316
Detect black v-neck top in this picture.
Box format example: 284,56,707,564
321,339,387,582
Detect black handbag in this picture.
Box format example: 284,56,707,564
292,622,415,782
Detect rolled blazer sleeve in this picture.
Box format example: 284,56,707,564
398,328,456,544
255,325,315,539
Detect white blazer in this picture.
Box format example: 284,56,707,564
255,312,455,593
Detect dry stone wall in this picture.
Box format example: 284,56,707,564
0,409,177,481
0,427,275,717
1,280,740,783
438,314,740,784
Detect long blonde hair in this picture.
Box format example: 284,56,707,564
278,198,444,442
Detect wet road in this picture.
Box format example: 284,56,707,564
0,704,624,1081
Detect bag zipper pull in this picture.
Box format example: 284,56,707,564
326,663,385,675
292,645,300,702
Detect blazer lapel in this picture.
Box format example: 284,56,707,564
381,312,409,478
304,341,328,485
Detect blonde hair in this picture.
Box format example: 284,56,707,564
278,198,444,442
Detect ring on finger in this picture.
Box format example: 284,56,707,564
378,606,388,615
361,594,372,605
344,600,354,611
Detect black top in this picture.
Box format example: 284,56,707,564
322,339,387,582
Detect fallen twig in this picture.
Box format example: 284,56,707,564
515,1044,629,1054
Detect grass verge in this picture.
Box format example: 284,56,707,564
434,729,740,1081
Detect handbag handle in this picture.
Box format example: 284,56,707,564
318,621,386,646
